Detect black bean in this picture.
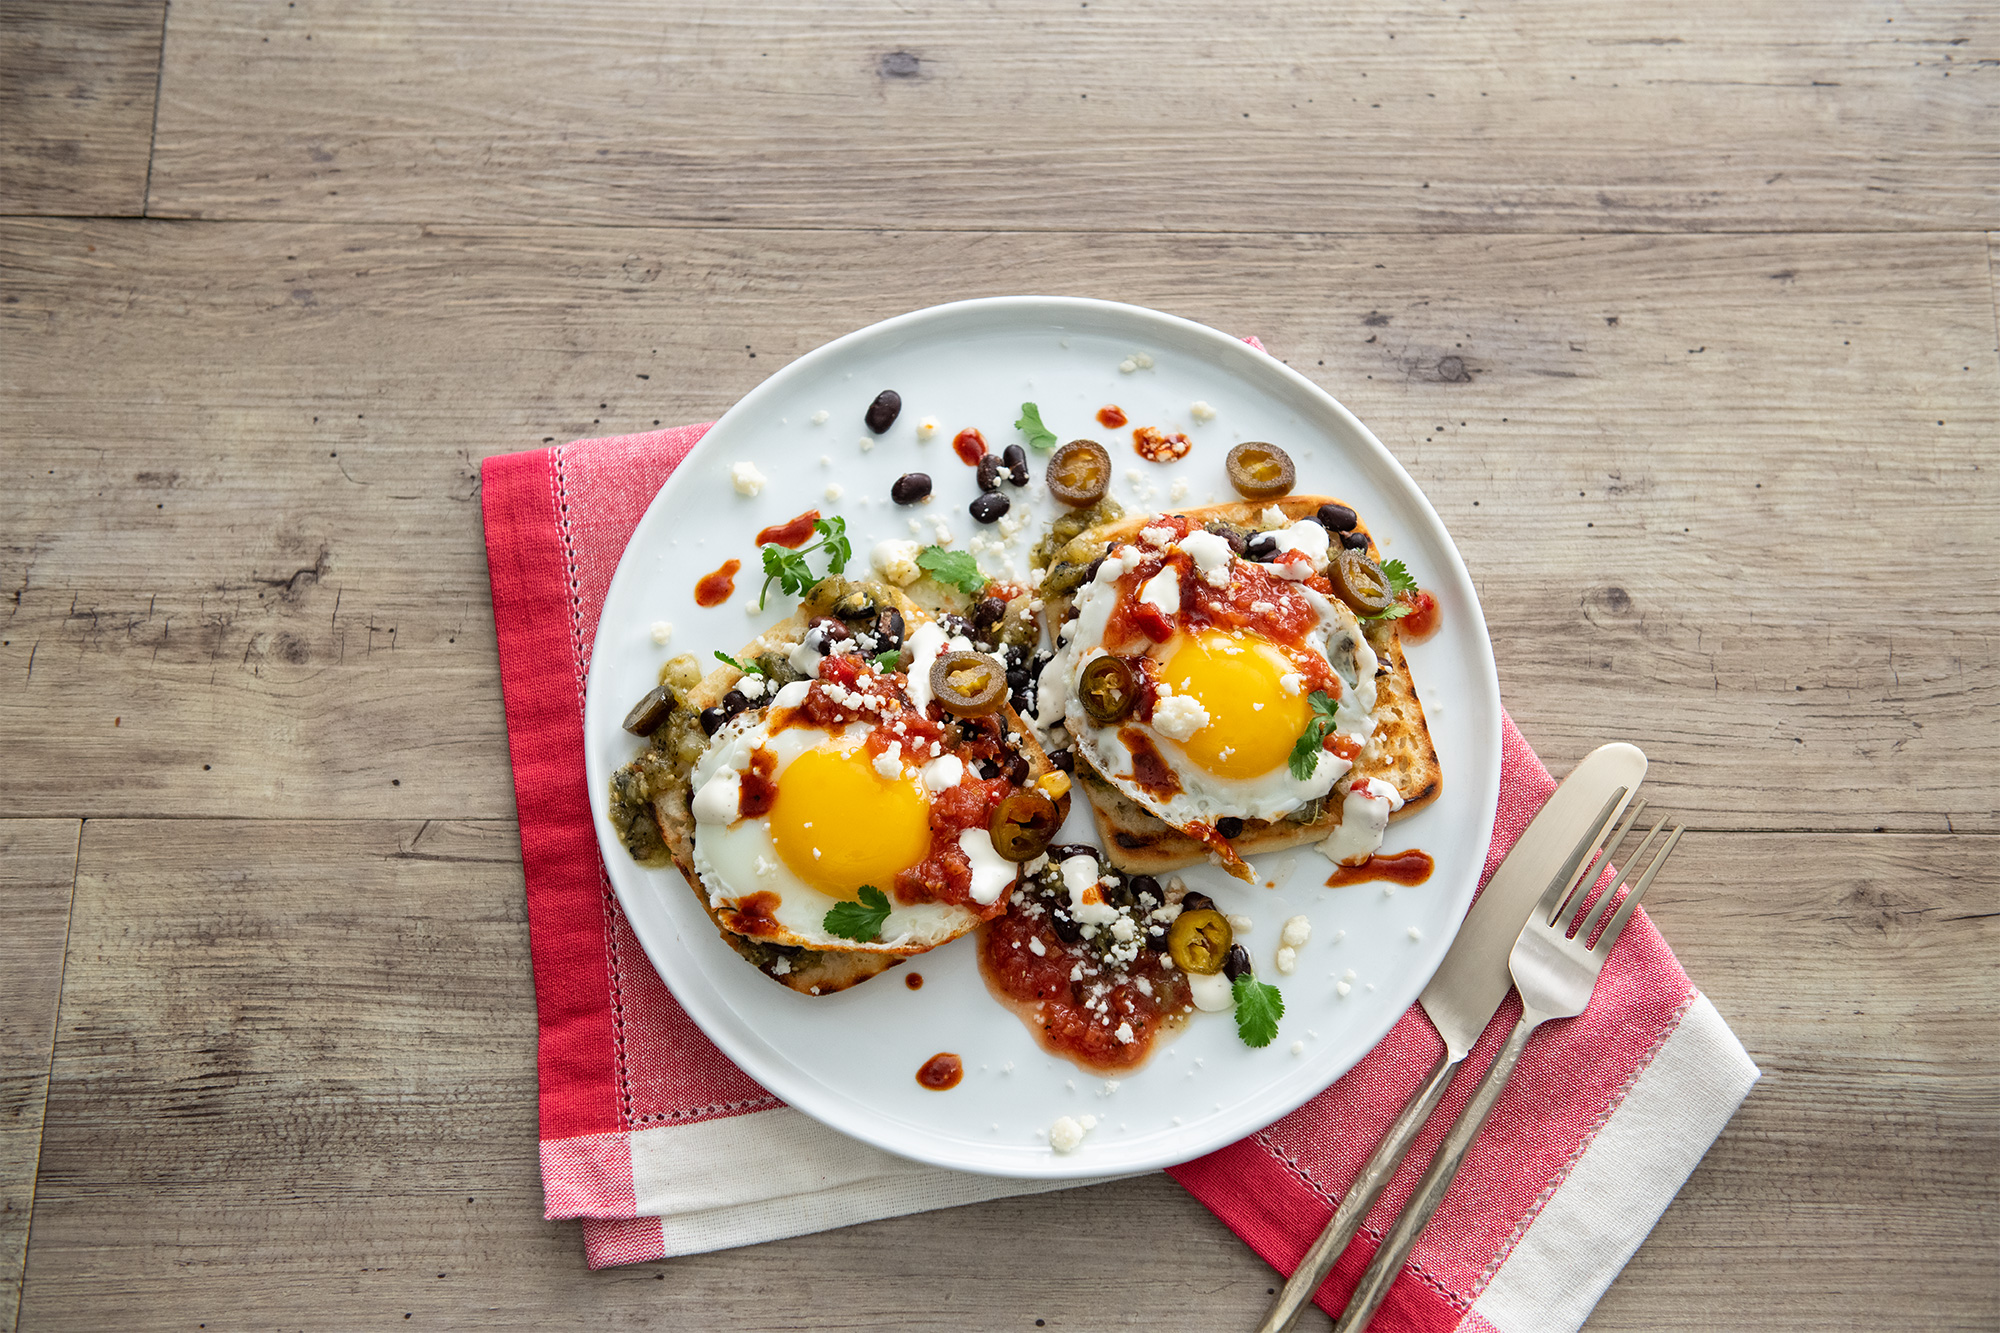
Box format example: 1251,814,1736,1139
1223,944,1253,982
721,689,751,716
1005,753,1031,785
1002,443,1030,485
890,472,931,505
970,491,1010,524
976,454,1002,492
1105,877,1138,909
865,389,902,434
805,615,852,651
1006,664,1030,689
1204,521,1248,555
874,608,905,650
1128,874,1161,901
1050,911,1083,945
1082,554,1105,584
1051,843,1099,865
1316,502,1358,533
698,706,728,736
1340,528,1371,551
1244,534,1280,563
1048,748,1075,773
972,597,1008,631
939,613,973,640
1216,816,1245,838
1146,924,1170,951
1180,891,1216,914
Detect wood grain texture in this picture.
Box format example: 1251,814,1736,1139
140,0,2000,232
0,820,79,1333
3,221,1996,829
0,0,166,216
18,821,1996,1330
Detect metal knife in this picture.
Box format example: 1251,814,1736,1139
1255,742,1648,1333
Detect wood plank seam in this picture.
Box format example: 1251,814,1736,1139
139,0,171,218
3,818,80,1333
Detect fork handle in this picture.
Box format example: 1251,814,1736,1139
1331,1014,1541,1333
1255,1048,1462,1333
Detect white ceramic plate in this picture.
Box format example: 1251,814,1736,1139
584,298,1500,1178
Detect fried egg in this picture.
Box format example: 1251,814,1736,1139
1048,519,1380,831
688,681,1017,955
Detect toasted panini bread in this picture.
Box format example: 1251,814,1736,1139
1037,496,1440,877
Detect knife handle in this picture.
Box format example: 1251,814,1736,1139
1255,1048,1461,1333
1331,1015,1539,1332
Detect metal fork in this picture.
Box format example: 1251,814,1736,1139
1330,802,1687,1333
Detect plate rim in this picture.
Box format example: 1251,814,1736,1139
582,295,1502,1178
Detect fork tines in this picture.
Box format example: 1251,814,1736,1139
1540,790,1687,952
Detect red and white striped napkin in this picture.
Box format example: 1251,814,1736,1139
482,381,1757,1332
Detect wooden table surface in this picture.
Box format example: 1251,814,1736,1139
3,2,1995,1329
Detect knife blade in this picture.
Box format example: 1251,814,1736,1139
1256,742,1647,1333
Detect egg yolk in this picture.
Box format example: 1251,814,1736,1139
1161,632,1311,780
767,742,932,899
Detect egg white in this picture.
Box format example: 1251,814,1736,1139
1052,524,1381,829
688,689,1004,955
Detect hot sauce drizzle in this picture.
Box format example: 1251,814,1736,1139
1325,849,1435,889
952,428,987,466
905,972,924,990
693,558,741,607
1096,405,1128,428
755,508,820,549
916,1052,963,1089
736,748,778,819
719,891,782,936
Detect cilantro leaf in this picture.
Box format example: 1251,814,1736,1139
822,885,892,943
1232,975,1285,1048
916,545,988,597
1360,558,1418,622
873,650,904,672
1287,690,1341,780
757,515,852,609
1015,402,1059,451
713,650,764,676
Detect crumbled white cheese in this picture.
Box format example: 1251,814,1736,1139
917,416,939,440
1227,913,1254,934
735,674,767,701
1336,980,1352,998
810,409,829,425
825,482,844,501
1115,1021,1136,1044
1028,936,1046,956
1140,525,1176,547
1170,478,1190,501
1151,693,1210,742
1190,400,1216,423
1049,1115,1088,1153
1290,1039,1305,1056
819,455,832,467
1259,505,1287,527
1281,915,1311,948
1118,352,1155,373
1409,926,1423,941
871,538,921,587
859,436,875,452
649,621,673,645
872,741,905,781
730,461,767,496
1275,946,1297,975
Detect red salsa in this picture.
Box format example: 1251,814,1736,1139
952,428,987,466
916,1052,963,1089
755,508,820,549
1325,849,1435,889
1397,589,1441,642
1096,405,1128,428
980,857,1191,1072
694,558,740,607
1132,425,1192,462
